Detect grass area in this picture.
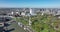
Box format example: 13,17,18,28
30,14,57,32
13,17,29,25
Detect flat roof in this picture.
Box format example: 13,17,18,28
0,16,12,22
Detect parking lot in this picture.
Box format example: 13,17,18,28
4,21,28,32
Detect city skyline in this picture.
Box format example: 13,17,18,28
0,0,60,8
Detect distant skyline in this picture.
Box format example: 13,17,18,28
0,0,60,8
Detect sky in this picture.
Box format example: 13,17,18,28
0,0,60,8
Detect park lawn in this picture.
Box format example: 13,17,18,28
13,17,29,25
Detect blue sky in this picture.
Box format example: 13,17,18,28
0,0,60,8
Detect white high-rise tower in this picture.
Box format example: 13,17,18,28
30,8,33,15
11,11,13,15
30,8,36,15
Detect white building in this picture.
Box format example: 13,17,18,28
21,12,25,16
11,11,14,15
30,8,36,15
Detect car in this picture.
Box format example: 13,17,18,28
24,26,27,30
